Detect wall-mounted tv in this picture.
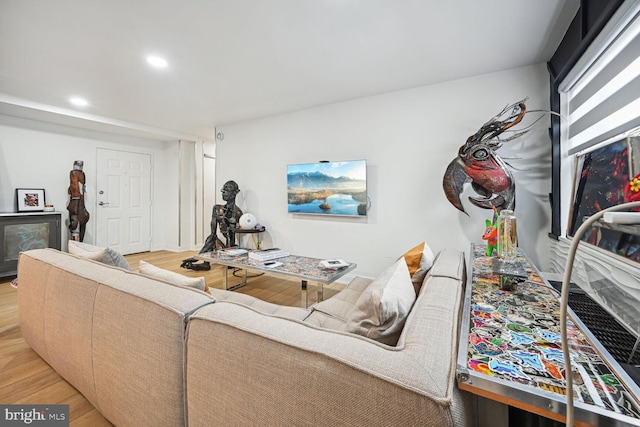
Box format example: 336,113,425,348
287,160,367,216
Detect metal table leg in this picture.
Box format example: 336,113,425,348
300,281,323,308
301,280,307,308
224,266,248,291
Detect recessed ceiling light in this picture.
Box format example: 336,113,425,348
69,97,89,107
146,55,168,68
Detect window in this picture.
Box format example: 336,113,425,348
550,2,640,337
558,2,640,248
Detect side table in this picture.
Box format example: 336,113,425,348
234,227,265,249
457,243,640,426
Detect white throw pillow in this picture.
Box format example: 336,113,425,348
68,240,131,270
69,243,107,260
345,258,416,345
139,260,206,292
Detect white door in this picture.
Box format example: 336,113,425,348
96,149,152,254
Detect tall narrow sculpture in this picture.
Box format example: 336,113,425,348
67,160,90,241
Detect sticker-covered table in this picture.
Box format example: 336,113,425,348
456,244,640,426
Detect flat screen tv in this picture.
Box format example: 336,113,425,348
287,160,367,216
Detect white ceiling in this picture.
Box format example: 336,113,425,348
0,0,578,141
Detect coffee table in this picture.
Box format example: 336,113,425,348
195,250,357,308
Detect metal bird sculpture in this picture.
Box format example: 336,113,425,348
443,98,530,215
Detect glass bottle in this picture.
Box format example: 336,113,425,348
497,209,518,260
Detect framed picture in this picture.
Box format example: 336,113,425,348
568,137,640,262
287,159,367,217
15,188,46,212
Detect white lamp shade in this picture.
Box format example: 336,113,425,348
239,213,257,229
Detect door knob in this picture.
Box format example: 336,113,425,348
98,201,110,206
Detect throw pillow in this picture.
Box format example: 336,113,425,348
399,241,435,294
401,242,425,276
139,260,208,292
411,242,435,293
345,258,416,345
68,240,131,270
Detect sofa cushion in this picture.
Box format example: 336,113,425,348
139,260,208,292
345,258,416,345
209,288,309,320
68,240,131,270
306,260,417,345
428,248,465,281
311,276,372,320
399,241,435,294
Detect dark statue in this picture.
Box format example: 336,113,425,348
200,180,243,251
182,180,243,271
67,160,90,241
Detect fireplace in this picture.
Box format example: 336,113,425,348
0,212,62,278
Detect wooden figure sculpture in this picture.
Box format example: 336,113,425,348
67,160,90,241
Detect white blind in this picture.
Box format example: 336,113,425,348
561,2,640,155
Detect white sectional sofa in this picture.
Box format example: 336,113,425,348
17,246,471,426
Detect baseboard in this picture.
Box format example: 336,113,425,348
337,273,369,286
150,243,203,253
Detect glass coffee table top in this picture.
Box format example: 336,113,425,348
195,250,357,308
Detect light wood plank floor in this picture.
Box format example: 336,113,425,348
0,250,345,426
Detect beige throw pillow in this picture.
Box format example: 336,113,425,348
69,243,107,260
139,260,207,292
68,240,131,270
345,258,416,345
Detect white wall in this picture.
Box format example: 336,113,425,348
0,63,551,268
216,64,552,278
0,114,180,252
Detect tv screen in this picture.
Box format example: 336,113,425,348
287,160,367,216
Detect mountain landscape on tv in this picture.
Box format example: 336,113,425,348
287,165,367,216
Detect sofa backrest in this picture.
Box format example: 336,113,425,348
17,249,214,427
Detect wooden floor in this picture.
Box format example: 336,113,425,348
0,250,344,426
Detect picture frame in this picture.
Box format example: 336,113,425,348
15,188,46,212
567,137,640,263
